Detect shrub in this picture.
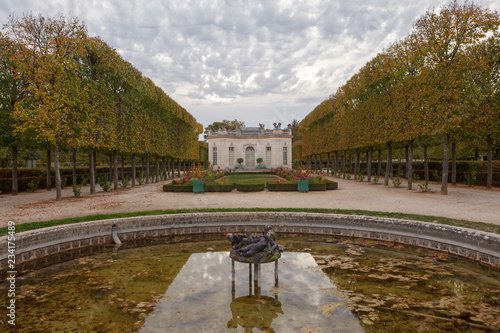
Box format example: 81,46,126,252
465,171,476,187
173,185,193,192
418,181,431,192
120,176,131,189
61,177,67,188
205,184,234,192
325,181,338,190
27,176,42,192
309,183,326,191
372,175,380,184
138,171,145,185
97,174,113,192
236,183,265,192
432,171,442,182
163,184,175,192
267,182,297,191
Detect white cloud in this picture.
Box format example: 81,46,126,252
1,0,499,130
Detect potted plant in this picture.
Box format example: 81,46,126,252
256,157,263,169
237,158,244,169
296,166,311,192
191,163,205,193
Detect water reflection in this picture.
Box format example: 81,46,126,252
141,252,362,332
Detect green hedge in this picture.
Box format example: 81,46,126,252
236,183,265,192
309,183,326,191
163,184,175,192
325,181,338,190
0,166,143,193
173,185,193,192
267,182,297,191
205,184,234,192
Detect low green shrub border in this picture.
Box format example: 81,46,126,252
267,182,297,191
325,181,338,190
309,183,326,191
173,185,193,192
205,184,234,192
236,183,265,192
163,184,175,192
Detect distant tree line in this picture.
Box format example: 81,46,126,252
299,1,499,193
0,14,202,199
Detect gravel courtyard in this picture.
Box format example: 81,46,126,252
1,177,499,227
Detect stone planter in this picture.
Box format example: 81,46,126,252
297,179,309,192
238,165,243,169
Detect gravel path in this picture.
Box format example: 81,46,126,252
0,177,499,227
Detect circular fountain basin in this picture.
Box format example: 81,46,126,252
0,235,499,332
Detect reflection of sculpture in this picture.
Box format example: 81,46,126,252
227,226,283,263
227,295,283,332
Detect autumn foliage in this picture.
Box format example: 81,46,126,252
299,1,499,160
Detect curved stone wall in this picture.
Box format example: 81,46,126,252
1,212,499,271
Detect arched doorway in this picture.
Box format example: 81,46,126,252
245,147,255,168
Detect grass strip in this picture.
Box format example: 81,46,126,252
1,208,498,237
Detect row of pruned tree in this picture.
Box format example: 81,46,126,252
0,14,202,200
299,1,499,193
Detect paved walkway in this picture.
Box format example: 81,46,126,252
0,177,499,227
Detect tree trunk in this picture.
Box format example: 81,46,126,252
334,151,339,175
424,145,429,183
131,154,136,187
354,150,360,180
89,146,96,194
146,154,150,183
113,152,118,191
451,141,457,186
177,160,181,177
12,146,18,195
109,154,113,180
377,149,382,178
141,157,144,178
367,148,372,182
72,150,77,183
405,145,409,180
385,142,392,186
121,154,125,182
313,155,317,173
319,155,322,174
162,158,167,180
54,144,61,201
487,135,493,189
342,151,346,178
156,158,160,182
407,140,413,190
475,147,479,161
93,150,97,185
349,154,352,174
441,134,450,195
46,149,52,191
326,153,330,175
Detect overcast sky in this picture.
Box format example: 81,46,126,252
1,0,499,132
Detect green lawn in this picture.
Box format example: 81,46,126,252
224,173,278,184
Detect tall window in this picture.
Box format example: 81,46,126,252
229,147,234,167
213,147,217,166
283,147,288,165
266,147,271,167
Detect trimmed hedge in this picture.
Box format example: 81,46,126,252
163,184,175,192
267,182,297,191
309,183,326,191
205,184,234,192
236,183,265,192
325,181,338,190
173,185,193,192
